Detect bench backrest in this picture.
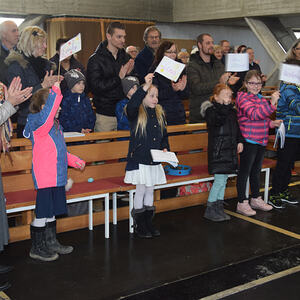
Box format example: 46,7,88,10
2,124,208,192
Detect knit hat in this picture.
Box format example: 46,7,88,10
121,76,140,96
64,69,85,90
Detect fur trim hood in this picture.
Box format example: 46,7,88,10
200,100,213,118
5,50,56,71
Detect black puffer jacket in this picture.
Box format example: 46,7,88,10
86,40,130,116
125,87,169,171
201,100,244,174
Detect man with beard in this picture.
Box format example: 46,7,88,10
135,26,161,83
87,22,134,132
187,33,239,123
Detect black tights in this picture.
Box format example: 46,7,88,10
237,142,265,202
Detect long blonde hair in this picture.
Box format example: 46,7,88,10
135,85,166,136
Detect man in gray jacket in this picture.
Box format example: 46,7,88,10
187,33,238,123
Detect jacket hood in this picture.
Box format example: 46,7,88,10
200,100,213,117
5,50,57,71
94,40,127,59
190,52,217,65
5,51,28,69
95,40,114,57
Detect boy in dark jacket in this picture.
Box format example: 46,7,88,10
59,69,95,133
115,76,140,131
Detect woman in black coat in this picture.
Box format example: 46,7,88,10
5,26,60,137
150,41,188,125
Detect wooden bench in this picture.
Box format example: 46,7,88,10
4,123,276,242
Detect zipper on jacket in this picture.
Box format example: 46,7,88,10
288,117,291,131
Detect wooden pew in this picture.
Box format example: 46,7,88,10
4,123,276,242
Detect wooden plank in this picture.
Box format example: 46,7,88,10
177,152,207,166
1,151,32,172
68,162,126,181
169,133,208,151
67,140,129,162
3,174,34,192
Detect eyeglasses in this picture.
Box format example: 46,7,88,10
165,50,177,54
148,35,160,40
247,82,263,86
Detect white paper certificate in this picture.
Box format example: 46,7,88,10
155,56,185,82
279,63,300,85
60,33,82,62
225,53,249,72
150,149,179,168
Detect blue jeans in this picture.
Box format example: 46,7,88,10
208,174,229,203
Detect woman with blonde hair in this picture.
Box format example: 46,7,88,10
177,50,190,64
5,26,62,137
285,38,300,64
213,45,223,61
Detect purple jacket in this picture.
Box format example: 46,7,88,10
236,91,276,146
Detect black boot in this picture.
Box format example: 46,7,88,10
45,220,73,254
144,206,160,237
216,200,231,221
30,225,59,261
204,202,225,222
0,264,13,274
131,208,152,239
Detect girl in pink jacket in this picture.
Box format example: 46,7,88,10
24,82,85,262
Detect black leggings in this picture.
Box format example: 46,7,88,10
237,142,265,202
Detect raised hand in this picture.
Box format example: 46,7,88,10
271,91,280,106
42,70,62,88
143,73,154,91
126,59,135,75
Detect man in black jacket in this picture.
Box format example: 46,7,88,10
87,22,134,132
0,20,19,84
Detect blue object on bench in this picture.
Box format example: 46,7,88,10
164,165,192,176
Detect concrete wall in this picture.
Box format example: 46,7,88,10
157,22,275,76
0,0,173,22
173,0,300,22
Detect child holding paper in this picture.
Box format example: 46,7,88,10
124,73,169,238
24,82,85,261
201,83,244,221
269,58,300,208
236,70,281,216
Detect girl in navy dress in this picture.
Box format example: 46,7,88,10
124,73,169,238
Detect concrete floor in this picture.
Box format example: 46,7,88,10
1,179,300,300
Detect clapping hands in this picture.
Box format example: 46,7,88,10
4,76,33,106
42,70,63,89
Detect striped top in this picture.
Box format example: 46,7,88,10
236,91,276,146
